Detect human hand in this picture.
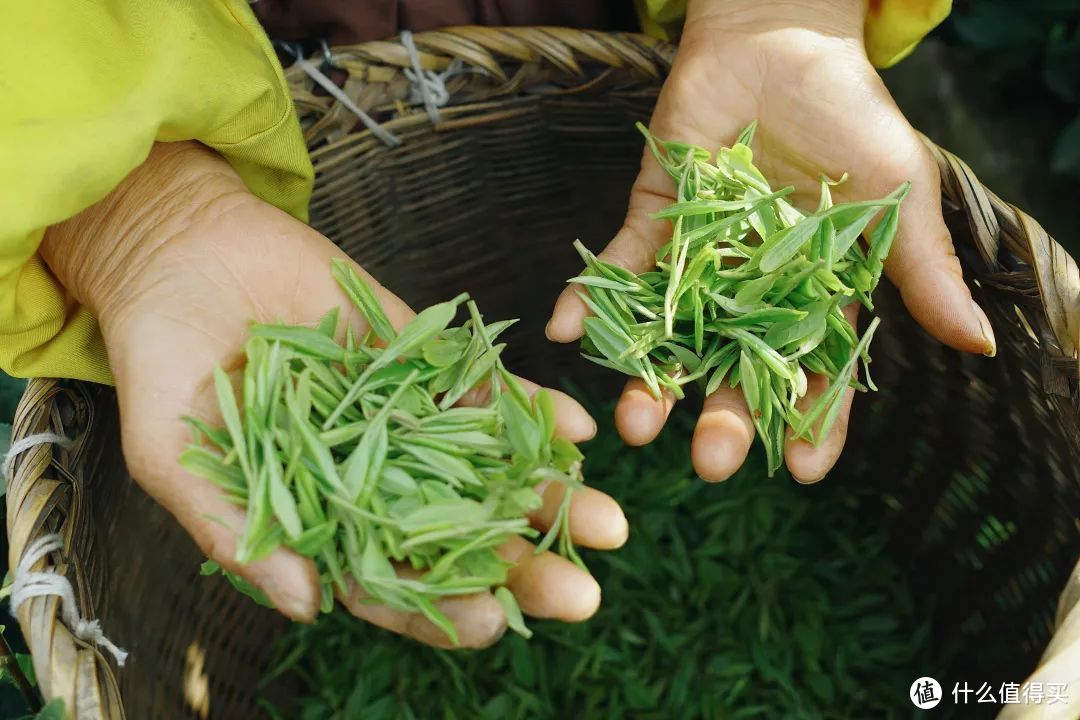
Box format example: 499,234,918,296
547,0,995,483
42,141,628,647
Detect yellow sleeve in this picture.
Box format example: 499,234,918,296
633,0,951,68
0,0,314,385
864,0,951,68
634,0,688,42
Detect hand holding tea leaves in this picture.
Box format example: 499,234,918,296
565,120,905,478
547,0,996,483
42,141,628,648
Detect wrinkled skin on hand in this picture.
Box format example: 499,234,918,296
547,0,995,484
43,141,628,648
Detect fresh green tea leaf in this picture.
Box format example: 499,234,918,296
332,259,397,342
494,587,533,639
757,216,822,273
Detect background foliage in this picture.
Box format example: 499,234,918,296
946,0,1080,181
888,0,1080,252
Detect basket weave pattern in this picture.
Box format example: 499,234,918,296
6,28,1079,719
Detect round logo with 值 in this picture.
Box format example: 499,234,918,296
910,677,943,709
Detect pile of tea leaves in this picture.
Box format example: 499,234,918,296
181,261,585,642
571,122,909,475
262,395,936,720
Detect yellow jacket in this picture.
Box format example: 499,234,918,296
0,0,948,384
0,0,314,383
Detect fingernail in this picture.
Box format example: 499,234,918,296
273,587,317,622
613,515,630,548
972,300,996,357
544,320,556,342
258,573,317,622
410,616,460,648
792,470,827,485
414,597,506,649
692,434,740,483
567,577,602,622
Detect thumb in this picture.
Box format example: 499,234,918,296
545,157,675,342
114,354,322,623
183,495,322,623
121,421,322,622
879,144,996,356
546,96,735,344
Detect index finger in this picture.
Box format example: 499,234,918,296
545,157,675,343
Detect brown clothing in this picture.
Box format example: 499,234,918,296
252,0,638,45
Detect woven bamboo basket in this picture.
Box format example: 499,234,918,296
6,27,1080,719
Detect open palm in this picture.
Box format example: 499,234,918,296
548,2,995,483
45,142,627,648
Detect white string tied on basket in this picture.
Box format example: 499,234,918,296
10,535,128,667
2,432,71,484
280,42,402,148
3,434,129,667
400,30,451,126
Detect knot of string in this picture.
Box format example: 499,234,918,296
10,536,129,667
400,30,452,125
278,37,483,144
3,434,128,666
